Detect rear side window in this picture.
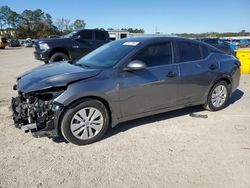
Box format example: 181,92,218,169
79,30,93,40
133,42,172,67
200,45,210,58
176,41,202,63
95,31,106,41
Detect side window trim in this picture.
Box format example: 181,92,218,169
199,44,210,59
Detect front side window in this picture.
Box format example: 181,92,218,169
79,30,93,40
176,42,202,63
133,42,172,67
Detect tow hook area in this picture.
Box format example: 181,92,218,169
21,123,37,133
11,94,59,139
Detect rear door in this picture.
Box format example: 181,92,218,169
173,41,219,105
119,41,180,117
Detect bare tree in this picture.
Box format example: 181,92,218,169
55,17,71,32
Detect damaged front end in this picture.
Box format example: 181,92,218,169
11,87,64,138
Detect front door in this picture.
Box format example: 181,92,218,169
119,42,180,117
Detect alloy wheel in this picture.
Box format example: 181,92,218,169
211,85,227,108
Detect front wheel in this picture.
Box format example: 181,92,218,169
203,81,230,111
50,52,69,62
61,99,110,145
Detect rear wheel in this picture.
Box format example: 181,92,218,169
61,99,110,145
50,52,69,62
203,81,230,111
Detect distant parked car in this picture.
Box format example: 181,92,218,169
47,35,60,39
8,39,21,47
198,38,235,55
222,39,240,51
24,40,33,47
0,36,8,49
239,39,250,48
12,37,241,145
34,29,110,63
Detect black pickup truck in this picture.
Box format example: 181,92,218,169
34,29,110,63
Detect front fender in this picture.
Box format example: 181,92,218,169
54,78,121,127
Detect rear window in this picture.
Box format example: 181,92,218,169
176,41,202,63
95,31,106,41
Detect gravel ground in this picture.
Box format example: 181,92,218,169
0,47,250,188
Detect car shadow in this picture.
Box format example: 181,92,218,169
228,89,244,105
104,89,244,141
103,105,204,140
52,89,244,144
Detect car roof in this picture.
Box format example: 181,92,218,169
118,36,203,44
117,36,223,54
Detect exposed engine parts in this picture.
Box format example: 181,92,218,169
11,93,56,137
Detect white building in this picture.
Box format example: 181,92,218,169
107,30,130,41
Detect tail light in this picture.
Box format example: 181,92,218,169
235,61,241,68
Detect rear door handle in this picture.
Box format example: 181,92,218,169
209,64,217,70
167,71,176,78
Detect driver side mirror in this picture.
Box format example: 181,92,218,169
73,35,81,40
124,60,147,72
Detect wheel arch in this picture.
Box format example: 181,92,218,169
56,95,117,139
204,75,233,103
49,47,70,59
213,75,232,91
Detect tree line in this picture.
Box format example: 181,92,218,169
107,28,145,33
0,6,86,39
0,6,145,39
174,30,250,38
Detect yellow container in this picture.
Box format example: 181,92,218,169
235,49,250,74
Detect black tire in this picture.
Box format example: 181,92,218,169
50,52,68,62
203,81,230,111
0,46,5,49
61,99,110,145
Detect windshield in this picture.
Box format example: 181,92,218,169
63,31,78,38
76,40,140,68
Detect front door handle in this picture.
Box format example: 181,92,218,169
209,64,217,70
167,71,176,78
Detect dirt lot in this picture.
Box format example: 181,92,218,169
0,47,250,188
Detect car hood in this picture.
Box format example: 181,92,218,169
17,61,101,93
36,37,70,44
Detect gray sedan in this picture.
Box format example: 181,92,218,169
11,37,241,145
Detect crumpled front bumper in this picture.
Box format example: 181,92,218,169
11,95,63,138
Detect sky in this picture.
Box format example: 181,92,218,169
0,0,250,34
